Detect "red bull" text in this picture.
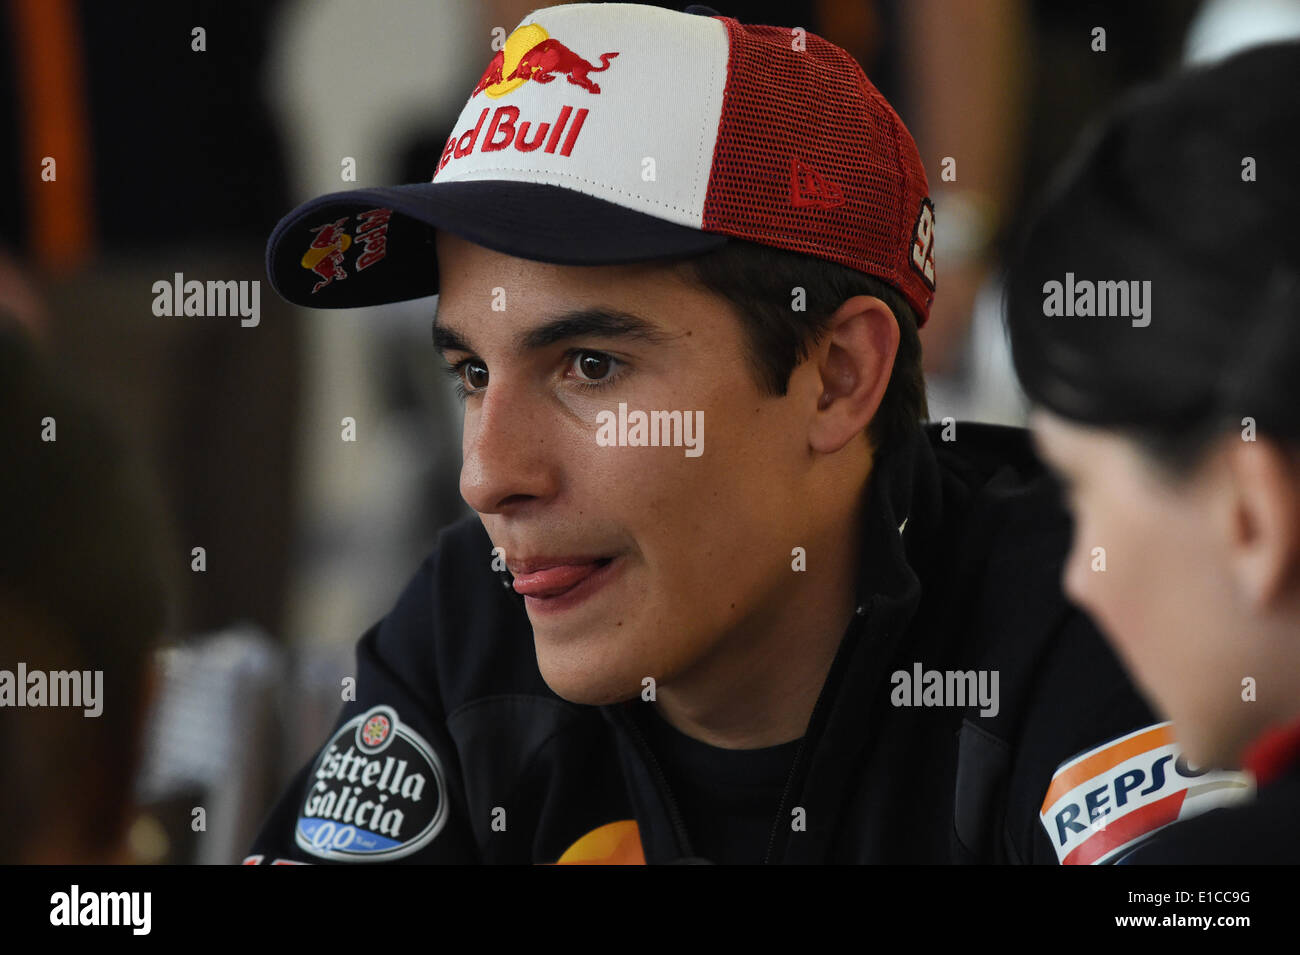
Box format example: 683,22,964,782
437,104,590,173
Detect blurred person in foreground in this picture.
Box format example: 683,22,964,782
0,323,171,863
1006,40,1300,862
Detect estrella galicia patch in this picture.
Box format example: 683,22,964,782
1038,721,1254,864
295,705,448,862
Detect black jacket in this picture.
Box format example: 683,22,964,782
247,422,1226,865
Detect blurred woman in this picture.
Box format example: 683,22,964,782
1005,40,1300,862
0,323,171,862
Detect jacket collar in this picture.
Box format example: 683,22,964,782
761,424,943,863
855,423,942,624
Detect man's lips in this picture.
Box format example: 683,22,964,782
511,557,614,597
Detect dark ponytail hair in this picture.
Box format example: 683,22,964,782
1005,40,1300,476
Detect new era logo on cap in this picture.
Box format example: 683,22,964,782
789,157,845,210
265,2,935,323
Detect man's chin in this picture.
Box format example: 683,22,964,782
537,669,643,707
532,640,646,706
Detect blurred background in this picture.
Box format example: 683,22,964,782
2,0,1297,863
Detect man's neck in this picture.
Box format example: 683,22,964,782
651,511,865,750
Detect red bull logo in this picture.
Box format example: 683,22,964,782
301,217,351,293
437,103,590,173
299,208,393,294
437,24,613,175
471,23,618,98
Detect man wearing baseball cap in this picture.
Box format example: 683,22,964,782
247,3,1244,865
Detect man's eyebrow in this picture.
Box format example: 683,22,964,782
431,306,676,355
431,316,472,355
518,308,674,351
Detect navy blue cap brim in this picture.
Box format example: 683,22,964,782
265,180,728,309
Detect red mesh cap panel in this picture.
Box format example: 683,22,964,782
700,19,935,324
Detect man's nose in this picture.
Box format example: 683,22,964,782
459,378,559,515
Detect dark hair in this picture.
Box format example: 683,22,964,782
1005,40,1300,476
671,238,928,456
0,325,173,861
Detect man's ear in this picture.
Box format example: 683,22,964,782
1223,438,1300,608
808,295,899,454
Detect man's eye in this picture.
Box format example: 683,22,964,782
464,361,489,389
443,358,487,398
571,351,614,381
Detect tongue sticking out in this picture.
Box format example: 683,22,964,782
513,558,612,597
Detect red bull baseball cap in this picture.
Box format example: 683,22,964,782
265,2,936,323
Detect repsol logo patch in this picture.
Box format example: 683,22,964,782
1039,722,1254,865
295,705,449,862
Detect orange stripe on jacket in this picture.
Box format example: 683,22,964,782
1041,724,1176,813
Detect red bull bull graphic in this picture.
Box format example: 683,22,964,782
471,23,618,99
301,216,350,293
299,208,393,294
